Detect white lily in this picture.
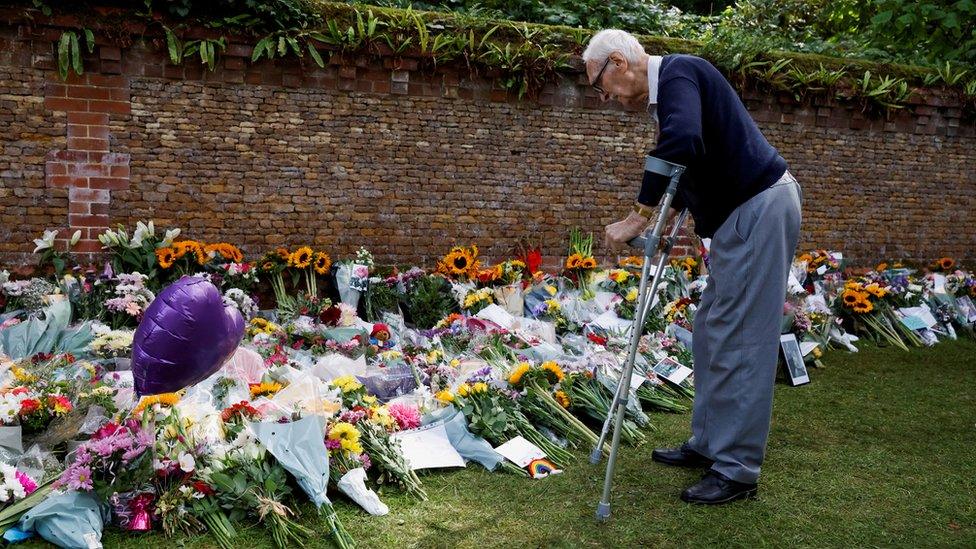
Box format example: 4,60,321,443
129,221,151,248
178,452,196,473
69,230,81,246
159,228,181,248
32,229,58,253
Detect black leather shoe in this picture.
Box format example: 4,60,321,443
680,470,758,505
651,445,713,468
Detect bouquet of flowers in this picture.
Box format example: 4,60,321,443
104,273,155,329
436,245,481,282
564,228,598,299
55,419,154,499
88,329,134,360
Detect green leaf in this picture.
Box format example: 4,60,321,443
253,36,271,62
83,29,95,53
57,32,70,80
70,32,83,76
278,36,287,56
307,43,325,68
286,37,302,57
165,28,181,64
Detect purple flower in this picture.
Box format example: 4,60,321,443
465,366,493,384
63,465,94,491
325,439,341,451
358,453,372,471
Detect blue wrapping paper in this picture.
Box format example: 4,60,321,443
251,415,331,508
15,491,108,549
423,406,504,471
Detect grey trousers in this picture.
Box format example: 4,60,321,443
685,172,802,484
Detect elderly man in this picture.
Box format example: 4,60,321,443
585,29,802,505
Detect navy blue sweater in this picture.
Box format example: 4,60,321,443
638,54,787,238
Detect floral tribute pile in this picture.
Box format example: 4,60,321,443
0,222,970,548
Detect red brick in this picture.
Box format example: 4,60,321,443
87,100,130,115
67,112,109,125
88,177,129,190
69,202,91,214
68,187,110,203
67,137,109,151
69,214,110,227
90,202,110,215
86,74,126,87
109,165,130,177
99,46,121,61
67,124,87,137
44,97,89,112
67,85,113,100
46,175,77,188
72,240,103,253
87,125,110,139
45,162,67,175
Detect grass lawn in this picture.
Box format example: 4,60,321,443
34,339,976,548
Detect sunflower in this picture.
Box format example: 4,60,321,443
443,246,475,276
851,298,874,314
206,243,244,263
249,381,283,398
313,252,332,275
541,360,565,382
580,256,597,269
797,253,813,264
508,362,531,386
290,246,314,269
939,257,955,271
276,247,291,260
841,290,864,307
864,283,888,299
565,253,583,270
875,262,888,272
554,390,570,409
155,247,176,269
262,261,275,271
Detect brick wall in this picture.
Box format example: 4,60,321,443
1,18,974,270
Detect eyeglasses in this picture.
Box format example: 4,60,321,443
591,57,612,95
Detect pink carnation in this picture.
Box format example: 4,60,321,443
15,471,37,495
387,403,421,431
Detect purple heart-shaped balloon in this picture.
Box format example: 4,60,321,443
132,276,244,396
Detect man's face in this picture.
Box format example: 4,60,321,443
586,53,647,111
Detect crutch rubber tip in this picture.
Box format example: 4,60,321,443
596,502,611,521
589,447,603,465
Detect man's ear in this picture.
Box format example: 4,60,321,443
609,51,629,72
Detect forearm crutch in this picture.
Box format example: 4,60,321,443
594,155,688,522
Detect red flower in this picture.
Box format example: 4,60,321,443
94,421,121,439
523,248,543,275
193,481,215,497
587,332,608,346
319,305,341,326
19,399,40,415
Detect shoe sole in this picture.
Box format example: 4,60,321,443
681,488,758,505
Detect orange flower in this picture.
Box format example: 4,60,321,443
155,247,176,269
851,298,873,314
313,252,332,275
579,256,597,269
290,246,314,269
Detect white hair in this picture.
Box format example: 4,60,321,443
582,29,646,64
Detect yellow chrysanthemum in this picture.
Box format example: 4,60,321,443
626,288,639,302
545,285,557,296
331,375,363,394
472,382,488,394
11,367,37,384
434,390,454,403
133,392,181,414
363,395,378,406
554,390,570,408
456,383,472,397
